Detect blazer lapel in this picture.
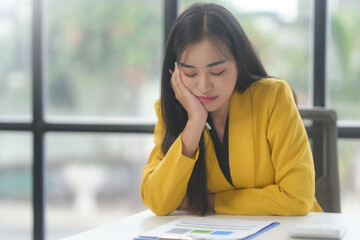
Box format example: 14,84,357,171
228,90,255,188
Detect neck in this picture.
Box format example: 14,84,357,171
209,100,231,144
209,99,231,125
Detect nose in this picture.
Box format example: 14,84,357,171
197,74,212,94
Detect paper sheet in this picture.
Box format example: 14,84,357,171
140,216,279,239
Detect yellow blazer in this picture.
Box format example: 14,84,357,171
141,78,323,216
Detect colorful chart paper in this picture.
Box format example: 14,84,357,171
138,216,279,240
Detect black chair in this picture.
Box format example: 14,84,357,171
299,108,341,213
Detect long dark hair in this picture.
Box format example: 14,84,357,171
160,2,268,215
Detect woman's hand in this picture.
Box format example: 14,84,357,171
177,193,215,214
207,193,215,213
170,62,208,123
170,62,208,158
177,194,189,210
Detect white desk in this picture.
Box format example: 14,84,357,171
63,210,360,240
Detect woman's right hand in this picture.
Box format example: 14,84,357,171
170,62,208,124
170,62,207,158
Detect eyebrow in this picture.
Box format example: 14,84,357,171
179,60,226,69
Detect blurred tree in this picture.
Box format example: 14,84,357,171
329,2,360,120
0,4,31,117
45,0,162,117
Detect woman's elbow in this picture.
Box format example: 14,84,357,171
143,199,176,216
141,188,177,216
290,205,311,216
149,206,174,216
284,198,312,216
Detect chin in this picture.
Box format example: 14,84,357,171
204,105,219,113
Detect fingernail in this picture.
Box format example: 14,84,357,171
169,69,173,74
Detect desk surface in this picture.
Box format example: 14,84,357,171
63,210,360,240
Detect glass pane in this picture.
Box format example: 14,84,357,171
328,1,360,121
338,140,360,214
0,1,32,121
0,132,32,240
44,0,162,120
45,133,152,239
181,0,312,106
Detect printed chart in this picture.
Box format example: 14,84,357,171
139,216,279,239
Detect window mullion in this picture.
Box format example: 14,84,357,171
32,0,45,239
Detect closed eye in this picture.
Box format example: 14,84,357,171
211,70,225,76
185,73,197,77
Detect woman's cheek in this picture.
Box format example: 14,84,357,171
182,77,196,92
180,73,193,88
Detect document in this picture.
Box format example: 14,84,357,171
136,216,279,240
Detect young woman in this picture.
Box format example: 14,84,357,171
141,2,323,216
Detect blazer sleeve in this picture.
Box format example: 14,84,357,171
214,81,317,216
140,100,199,216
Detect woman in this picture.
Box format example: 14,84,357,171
141,2,323,216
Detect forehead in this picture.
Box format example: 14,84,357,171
180,37,233,63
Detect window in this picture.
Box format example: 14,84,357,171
0,0,32,121
1,0,162,239
0,132,32,239
43,0,162,238
44,0,161,120
338,140,360,213
328,0,360,214
0,1,32,239
45,133,152,239
328,0,360,121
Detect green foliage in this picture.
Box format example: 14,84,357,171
45,0,162,115
329,2,360,120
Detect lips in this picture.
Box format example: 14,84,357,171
197,96,217,103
